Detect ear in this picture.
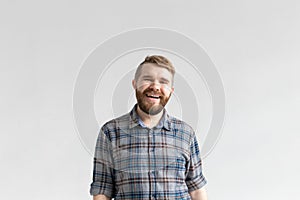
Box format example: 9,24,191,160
132,79,136,89
170,86,174,94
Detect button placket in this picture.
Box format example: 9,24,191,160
148,129,154,152
148,129,157,199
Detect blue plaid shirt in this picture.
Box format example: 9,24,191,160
90,104,207,199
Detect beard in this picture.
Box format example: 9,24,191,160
135,87,171,115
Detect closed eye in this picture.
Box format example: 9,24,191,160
160,78,169,84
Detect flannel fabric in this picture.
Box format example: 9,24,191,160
90,104,207,199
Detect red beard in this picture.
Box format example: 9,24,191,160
135,87,171,115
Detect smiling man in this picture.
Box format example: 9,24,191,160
90,55,208,200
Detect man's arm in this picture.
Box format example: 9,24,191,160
189,187,208,200
90,126,115,199
93,194,111,200
186,134,208,199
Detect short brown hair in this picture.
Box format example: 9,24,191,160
134,55,175,82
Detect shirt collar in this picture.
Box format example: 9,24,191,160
129,104,171,130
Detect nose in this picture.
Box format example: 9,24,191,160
149,80,160,91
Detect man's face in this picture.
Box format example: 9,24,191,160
132,63,174,115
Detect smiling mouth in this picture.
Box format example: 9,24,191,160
145,94,160,99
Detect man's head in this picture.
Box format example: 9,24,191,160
132,55,175,115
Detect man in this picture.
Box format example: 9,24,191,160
90,55,208,200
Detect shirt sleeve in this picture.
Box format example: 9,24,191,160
90,126,115,198
185,134,207,192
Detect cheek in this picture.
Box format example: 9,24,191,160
161,87,171,96
136,82,150,91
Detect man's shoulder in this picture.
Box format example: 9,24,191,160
167,115,195,133
100,112,131,130
167,115,196,145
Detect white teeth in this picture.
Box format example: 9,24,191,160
146,94,160,99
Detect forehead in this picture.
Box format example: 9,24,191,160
139,63,173,79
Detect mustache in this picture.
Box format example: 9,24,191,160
142,88,163,96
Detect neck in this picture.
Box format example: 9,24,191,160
136,105,164,128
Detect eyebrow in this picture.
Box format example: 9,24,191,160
141,75,153,79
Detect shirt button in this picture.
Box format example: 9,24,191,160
149,171,155,176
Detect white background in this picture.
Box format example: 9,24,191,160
1,0,299,199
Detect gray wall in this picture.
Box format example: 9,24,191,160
1,0,299,199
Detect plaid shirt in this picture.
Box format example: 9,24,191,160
90,104,207,199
